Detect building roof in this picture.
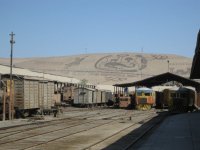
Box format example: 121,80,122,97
114,72,200,89
0,64,80,84
190,30,200,79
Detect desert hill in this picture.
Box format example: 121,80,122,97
0,53,192,85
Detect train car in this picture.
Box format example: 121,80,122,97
38,81,55,111
105,90,113,103
96,90,102,105
96,89,112,106
73,87,96,107
119,96,131,108
135,87,155,110
165,87,196,112
1,75,56,117
62,83,77,105
162,86,179,108
2,76,41,117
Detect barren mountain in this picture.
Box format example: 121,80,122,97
0,53,192,85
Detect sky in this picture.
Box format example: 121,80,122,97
0,0,200,58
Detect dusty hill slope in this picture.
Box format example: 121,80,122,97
0,53,192,85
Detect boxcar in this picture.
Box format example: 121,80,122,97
95,90,112,106
96,90,102,105
15,79,39,110
73,87,96,107
1,75,55,117
38,81,54,110
2,76,41,116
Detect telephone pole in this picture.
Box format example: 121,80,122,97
9,32,15,120
167,60,170,72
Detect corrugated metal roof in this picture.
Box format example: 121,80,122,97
0,64,81,84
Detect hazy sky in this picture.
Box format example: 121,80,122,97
0,0,200,58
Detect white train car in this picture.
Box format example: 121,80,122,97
74,87,96,106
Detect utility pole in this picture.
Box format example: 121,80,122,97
167,60,170,72
9,32,15,120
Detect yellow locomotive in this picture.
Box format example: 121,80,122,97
135,87,155,110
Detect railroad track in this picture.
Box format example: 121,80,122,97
0,109,114,133
22,115,154,150
0,109,160,150
0,110,153,140
0,109,123,136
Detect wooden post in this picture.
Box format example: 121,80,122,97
3,87,6,121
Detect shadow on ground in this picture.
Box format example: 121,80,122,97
103,111,168,150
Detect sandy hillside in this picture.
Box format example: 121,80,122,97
0,53,192,85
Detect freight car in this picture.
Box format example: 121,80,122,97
73,87,96,107
73,87,113,107
38,81,55,114
96,89,112,106
1,75,55,117
135,87,155,110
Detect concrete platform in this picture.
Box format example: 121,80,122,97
132,111,200,150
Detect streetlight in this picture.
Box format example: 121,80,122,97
9,32,15,120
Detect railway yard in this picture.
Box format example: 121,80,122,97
0,29,200,150
0,107,166,150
